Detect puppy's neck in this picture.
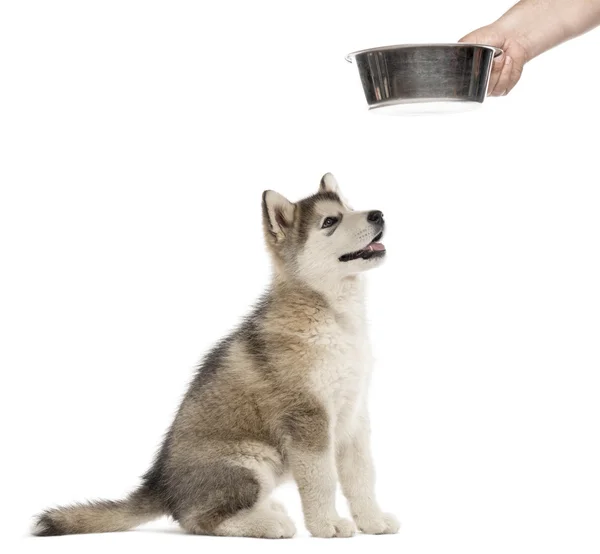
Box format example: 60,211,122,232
272,272,367,313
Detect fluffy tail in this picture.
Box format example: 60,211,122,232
32,486,164,536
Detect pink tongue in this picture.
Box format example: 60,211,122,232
367,242,385,252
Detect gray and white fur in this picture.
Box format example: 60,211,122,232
33,173,399,539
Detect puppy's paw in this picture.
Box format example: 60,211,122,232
307,517,355,538
355,512,400,535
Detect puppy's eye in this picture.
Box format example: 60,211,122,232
322,217,338,229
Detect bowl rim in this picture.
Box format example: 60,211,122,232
345,43,503,62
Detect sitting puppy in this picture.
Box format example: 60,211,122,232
33,174,399,539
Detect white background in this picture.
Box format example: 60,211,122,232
1,1,599,553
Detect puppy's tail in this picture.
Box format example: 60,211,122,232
32,485,164,536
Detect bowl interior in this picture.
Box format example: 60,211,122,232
346,43,502,62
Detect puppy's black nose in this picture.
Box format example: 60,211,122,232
367,210,384,225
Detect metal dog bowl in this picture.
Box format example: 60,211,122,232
346,43,502,114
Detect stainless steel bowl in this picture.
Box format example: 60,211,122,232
346,43,502,114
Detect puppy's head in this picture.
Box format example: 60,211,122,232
262,173,386,283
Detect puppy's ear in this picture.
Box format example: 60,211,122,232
319,172,340,194
319,172,352,210
262,190,295,242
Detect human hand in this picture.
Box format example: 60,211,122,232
459,24,530,96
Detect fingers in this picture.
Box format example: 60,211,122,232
491,55,513,96
505,59,524,95
489,55,525,96
487,51,506,95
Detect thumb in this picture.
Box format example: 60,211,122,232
458,31,505,64
458,31,480,44
458,25,504,49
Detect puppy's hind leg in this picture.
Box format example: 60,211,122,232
214,459,296,539
177,458,295,539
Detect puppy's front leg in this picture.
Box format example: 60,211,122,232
286,403,355,538
336,411,400,535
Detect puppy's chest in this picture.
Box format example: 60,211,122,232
309,318,372,426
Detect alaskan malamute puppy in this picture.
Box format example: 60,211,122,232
33,174,399,539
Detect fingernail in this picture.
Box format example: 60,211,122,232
505,56,512,65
